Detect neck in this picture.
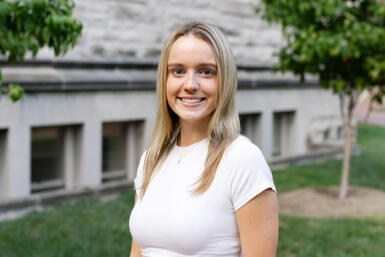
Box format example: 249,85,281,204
178,119,210,146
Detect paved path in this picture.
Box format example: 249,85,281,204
355,105,385,127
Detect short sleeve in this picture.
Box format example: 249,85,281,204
226,138,276,211
134,151,147,197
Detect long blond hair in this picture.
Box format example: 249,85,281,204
140,21,240,198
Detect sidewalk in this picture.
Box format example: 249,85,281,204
355,105,385,127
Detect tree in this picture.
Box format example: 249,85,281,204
0,0,82,102
363,85,385,123
256,0,385,198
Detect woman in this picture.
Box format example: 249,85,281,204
129,21,278,257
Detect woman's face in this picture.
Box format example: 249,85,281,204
166,34,218,128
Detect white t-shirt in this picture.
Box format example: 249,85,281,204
129,135,276,257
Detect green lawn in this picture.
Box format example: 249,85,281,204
274,124,385,257
0,193,136,257
0,124,384,257
278,215,385,257
274,124,385,193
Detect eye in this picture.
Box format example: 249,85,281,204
200,69,213,77
171,69,184,76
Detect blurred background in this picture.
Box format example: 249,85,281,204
0,0,384,256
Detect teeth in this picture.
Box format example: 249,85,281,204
181,98,203,103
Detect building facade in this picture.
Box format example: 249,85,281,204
0,0,342,207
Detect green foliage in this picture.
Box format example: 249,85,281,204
0,0,82,102
257,0,385,98
0,0,82,61
8,83,24,102
257,0,385,197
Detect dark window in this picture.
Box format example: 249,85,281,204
31,127,65,192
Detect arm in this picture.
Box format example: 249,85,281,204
129,194,143,257
235,189,279,257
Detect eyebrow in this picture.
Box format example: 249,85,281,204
167,63,217,69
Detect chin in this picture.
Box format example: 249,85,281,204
179,114,212,124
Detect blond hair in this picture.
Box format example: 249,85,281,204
140,21,240,198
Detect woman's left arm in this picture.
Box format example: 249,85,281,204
235,188,279,257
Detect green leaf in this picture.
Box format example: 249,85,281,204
0,0,82,61
0,0,82,103
8,83,24,102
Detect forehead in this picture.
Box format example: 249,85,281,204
168,34,217,64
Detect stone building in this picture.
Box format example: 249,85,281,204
0,0,343,212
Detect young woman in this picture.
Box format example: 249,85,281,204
129,22,278,257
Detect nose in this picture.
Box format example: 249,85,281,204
183,72,199,92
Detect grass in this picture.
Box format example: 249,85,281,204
274,124,385,193
278,215,385,257
273,124,385,257
0,124,384,257
0,194,136,257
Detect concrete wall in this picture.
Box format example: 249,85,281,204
0,85,341,201
0,91,155,200
36,0,282,66
236,88,341,158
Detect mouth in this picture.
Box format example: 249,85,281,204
178,97,206,103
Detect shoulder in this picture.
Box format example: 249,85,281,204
139,150,147,163
222,135,266,167
137,150,147,169
221,136,276,210
136,150,148,177
219,135,272,183
134,150,148,196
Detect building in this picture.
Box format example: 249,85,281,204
0,0,343,213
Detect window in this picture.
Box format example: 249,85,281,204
323,128,331,140
31,125,82,193
0,129,7,201
31,127,64,192
273,111,296,157
102,121,143,183
102,122,125,181
239,113,262,146
337,126,343,139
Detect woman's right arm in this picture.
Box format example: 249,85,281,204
129,194,142,257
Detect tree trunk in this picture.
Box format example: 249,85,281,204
339,91,356,199
363,89,374,123
339,120,352,198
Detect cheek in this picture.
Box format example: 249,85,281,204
207,80,219,102
166,78,178,105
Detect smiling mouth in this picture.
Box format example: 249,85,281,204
178,97,206,103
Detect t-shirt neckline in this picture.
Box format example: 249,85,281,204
175,137,208,151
